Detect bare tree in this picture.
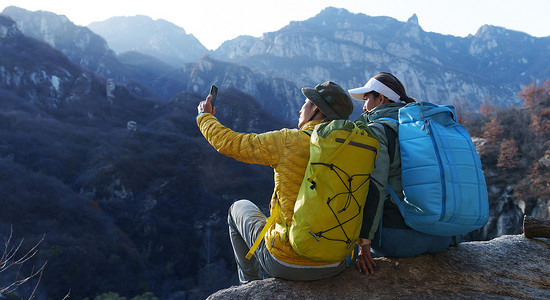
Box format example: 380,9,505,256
0,226,46,300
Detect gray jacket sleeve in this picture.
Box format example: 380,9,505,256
359,122,391,240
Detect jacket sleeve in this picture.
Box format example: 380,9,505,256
359,122,391,240
197,113,284,166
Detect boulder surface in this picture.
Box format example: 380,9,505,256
208,235,550,299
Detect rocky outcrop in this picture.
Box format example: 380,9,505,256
0,13,21,38
207,235,550,299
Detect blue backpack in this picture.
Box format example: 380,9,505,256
381,102,489,236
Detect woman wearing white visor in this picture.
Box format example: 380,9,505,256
348,72,451,276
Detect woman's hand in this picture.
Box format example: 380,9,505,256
197,94,216,115
356,243,376,275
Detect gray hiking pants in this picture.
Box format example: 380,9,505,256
228,199,347,284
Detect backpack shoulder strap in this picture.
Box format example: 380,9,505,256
245,201,280,260
386,184,405,217
382,124,397,165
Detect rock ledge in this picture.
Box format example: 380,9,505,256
208,235,550,299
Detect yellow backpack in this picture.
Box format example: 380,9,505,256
290,120,379,262
246,120,380,262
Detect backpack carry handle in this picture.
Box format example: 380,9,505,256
401,102,457,123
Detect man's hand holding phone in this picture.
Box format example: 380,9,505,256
197,84,218,115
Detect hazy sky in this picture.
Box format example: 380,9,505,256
1,0,549,50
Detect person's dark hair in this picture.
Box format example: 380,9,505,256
373,72,416,103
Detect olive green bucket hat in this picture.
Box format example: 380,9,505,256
301,81,353,120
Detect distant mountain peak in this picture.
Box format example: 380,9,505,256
320,6,350,15
2,6,71,24
91,15,186,34
407,13,419,25
88,15,208,66
117,14,152,21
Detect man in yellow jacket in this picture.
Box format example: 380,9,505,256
197,81,354,284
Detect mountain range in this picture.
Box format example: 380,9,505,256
214,8,550,108
3,6,550,123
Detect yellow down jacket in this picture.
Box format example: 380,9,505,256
197,113,335,266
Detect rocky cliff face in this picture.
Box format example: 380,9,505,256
0,12,20,38
0,15,105,107
207,235,550,299
2,6,117,73
1,6,166,99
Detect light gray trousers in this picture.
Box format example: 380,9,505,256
227,199,347,284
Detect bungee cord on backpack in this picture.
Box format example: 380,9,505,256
308,162,372,246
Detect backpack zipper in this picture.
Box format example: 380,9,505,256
425,120,447,221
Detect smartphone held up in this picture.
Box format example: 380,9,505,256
209,85,218,108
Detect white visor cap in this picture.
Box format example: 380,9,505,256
348,78,401,102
